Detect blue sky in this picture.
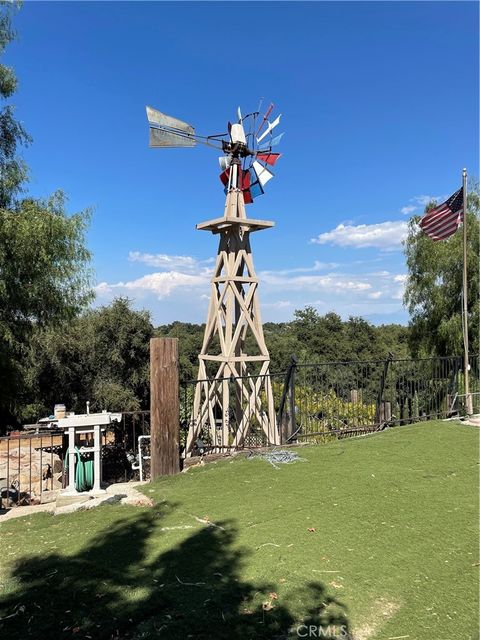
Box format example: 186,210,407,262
6,1,479,325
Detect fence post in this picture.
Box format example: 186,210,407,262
288,356,297,440
376,353,393,427
150,337,180,478
277,355,297,444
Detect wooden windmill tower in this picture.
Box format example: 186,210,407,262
146,104,283,454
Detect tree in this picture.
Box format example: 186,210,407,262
21,298,154,421
0,2,31,207
0,5,93,428
404,183,480,357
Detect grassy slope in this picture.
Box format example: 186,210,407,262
0,421,478,640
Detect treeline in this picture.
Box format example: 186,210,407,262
5,299,409,430
157,306,410,379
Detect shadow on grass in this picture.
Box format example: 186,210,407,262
0,502,351,639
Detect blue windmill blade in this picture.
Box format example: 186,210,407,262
258,132,284,151
248,169,265,199
250,181,265,199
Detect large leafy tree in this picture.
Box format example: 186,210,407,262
404,183,480,357
0,2,30,206
0,5,92,427
22,298,153,421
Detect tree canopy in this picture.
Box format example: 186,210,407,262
404,183,480,357
0,5,93,426
20,298,153,423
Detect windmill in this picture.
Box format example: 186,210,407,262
146,103,283,454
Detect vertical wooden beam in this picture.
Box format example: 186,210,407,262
150,338,180,478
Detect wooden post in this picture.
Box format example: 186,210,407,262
150,338,180,478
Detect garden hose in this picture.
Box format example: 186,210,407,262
65,447,94,491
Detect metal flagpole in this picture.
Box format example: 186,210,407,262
462,168,472,415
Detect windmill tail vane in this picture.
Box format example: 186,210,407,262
146,103,283,203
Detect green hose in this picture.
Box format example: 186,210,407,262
65,447,94,491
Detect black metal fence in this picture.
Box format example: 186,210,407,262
180,354,479,451
0,411,151,509
0,431,64,509
2,355,477,509
281,354,479,443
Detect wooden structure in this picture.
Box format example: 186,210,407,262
150,337,180,476
186,159,279,454
144,104,284,456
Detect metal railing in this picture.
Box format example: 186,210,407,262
279,354,478,442
2,355,477,507
180,354,479,453
0,410,151,509
0,430,64,509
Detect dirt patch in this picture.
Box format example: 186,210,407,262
353,597,400,640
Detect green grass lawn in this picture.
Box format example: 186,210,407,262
0,421,478,640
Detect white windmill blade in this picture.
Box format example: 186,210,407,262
146,106,195,134
219,155,232,171
237,106,242,122
257,114,281,143
252,161,274,187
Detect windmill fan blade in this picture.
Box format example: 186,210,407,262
252,161,274,187
149,127,196,148
256,102,274,135
219,156,231,171
249,177,265,199
257,114,281,143
146,106,194,134
259,132,284,150
219,169,230,186
256,152,282,166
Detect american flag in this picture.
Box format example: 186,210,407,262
419,187,464,241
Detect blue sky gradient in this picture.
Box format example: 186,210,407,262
6,1,479,325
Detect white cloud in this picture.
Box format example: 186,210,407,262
391,274,407,300
95,248,409,325
400,194,445,216
260,271,372,293
310,220,408,250
263,300,292,309
413,195,439,206
95,270,208,300
400,205,417,216
260,261,339,277
128,251,214,274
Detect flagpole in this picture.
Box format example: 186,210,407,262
462,167,472,415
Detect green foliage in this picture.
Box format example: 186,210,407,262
156,321,205,380
0,3,31,207
0,193,92,337
20,298,153,421
295,387,376,435
0,193,93,426
0,6,94,429
157,309,410,384
404,182,480,356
